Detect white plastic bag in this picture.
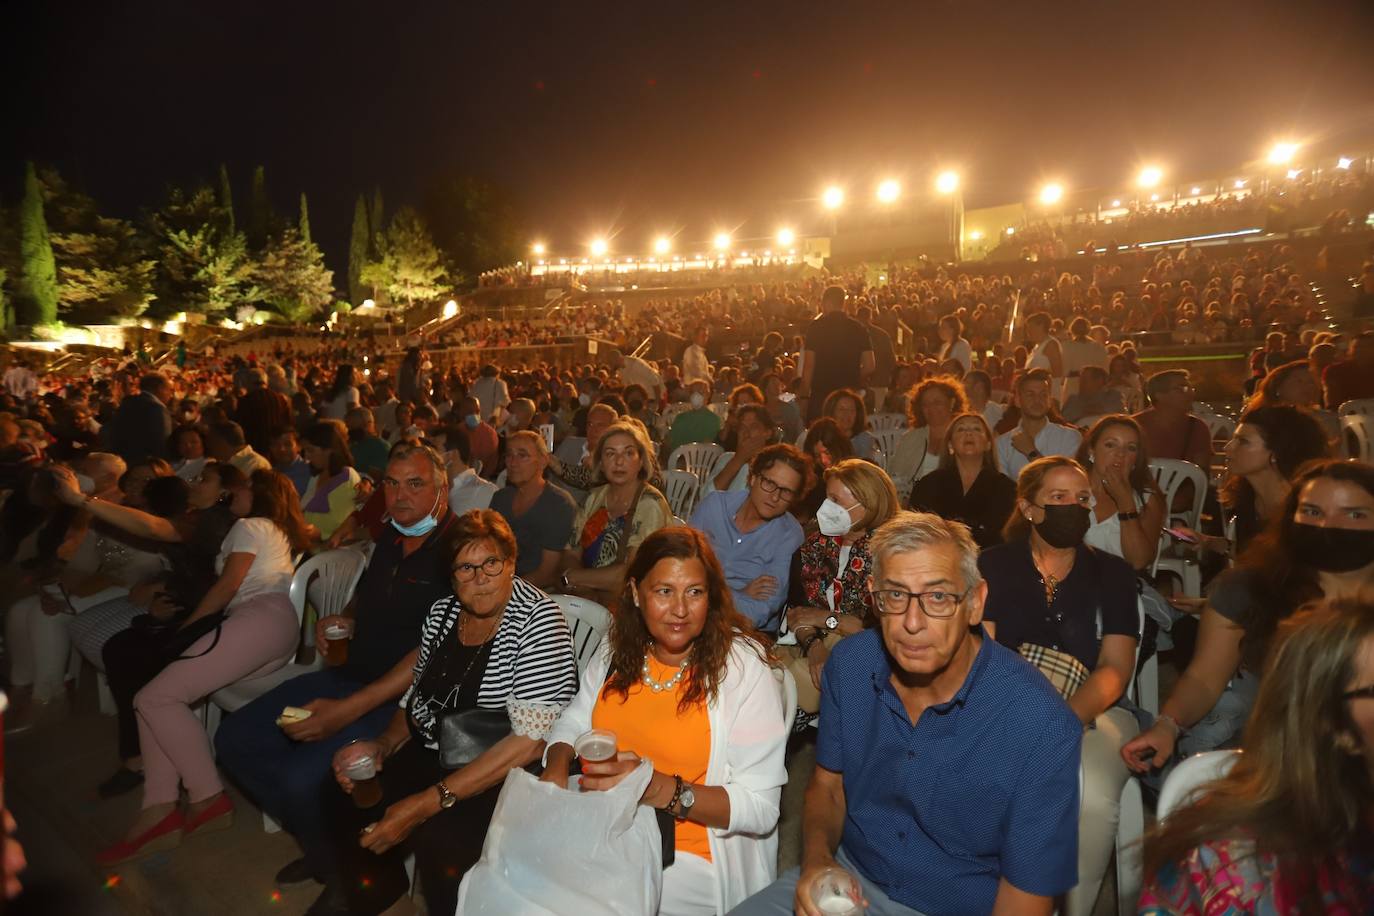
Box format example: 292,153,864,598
456,760,663,916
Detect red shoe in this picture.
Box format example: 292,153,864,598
185,793,234,836
96,809,184,866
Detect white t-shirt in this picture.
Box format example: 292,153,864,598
217,517,295,609
319,387,361,420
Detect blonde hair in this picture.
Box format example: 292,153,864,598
825,459,899,532
594,419,659,484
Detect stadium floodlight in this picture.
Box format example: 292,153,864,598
935,171,959,194
1038,183,1064,205
1267,142,1299,165
442,300,458,320
531,242,546,256
1286,168,1302,180
777,227,796,247
590,238,609,257
1190,186,1201,195
1005,227,1016,236
821,186,844,210
1149,193,1160,202
1337,157,1353,170
1136,166,1163,189
876,179,901,204
653,236,671,255
1234,179,1246,189
968,230,983,241
713,232,731,251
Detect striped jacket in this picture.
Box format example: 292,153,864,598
400,577,578,749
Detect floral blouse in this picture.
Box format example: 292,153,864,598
789,530,877,622
1139,836,1373,915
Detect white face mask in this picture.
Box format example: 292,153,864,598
816,498,856,538
689,393,706,409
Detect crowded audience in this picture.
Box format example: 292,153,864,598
1,247,1372,915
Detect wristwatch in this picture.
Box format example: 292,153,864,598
676,783,696,821
1117,510,1141,521
824,614,839,632
434,781,458,810
1026,449,1044,460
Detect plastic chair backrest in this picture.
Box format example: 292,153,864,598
553,594,612,675
1205,414,1236,442
1341,414,1373,462
773,666,798,736
871,428,904,464
1149,458,1207,528
495,468,508,489
1157,750,1241,821
290,547,369,629
867,412,907,432
663,469,701,519
667,443,725,485
1338,398,1374,418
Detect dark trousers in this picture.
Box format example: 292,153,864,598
213,668,396,879
322,740,501,916
102,626,172,760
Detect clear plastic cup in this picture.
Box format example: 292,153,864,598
343,752,382,808
322,620,354,666
573,729,618,763
809,866,863,915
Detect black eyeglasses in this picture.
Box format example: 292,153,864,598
871,585,972,618
1343,685,1374,701
756,475,799,502
453,557,505,582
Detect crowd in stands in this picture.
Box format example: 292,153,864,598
1,263,1373,914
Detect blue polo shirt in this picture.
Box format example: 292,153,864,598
816,628,1081,914
689,489,803,632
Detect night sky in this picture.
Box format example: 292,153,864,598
5,0,1374,268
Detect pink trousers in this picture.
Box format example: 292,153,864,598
135,592,299,807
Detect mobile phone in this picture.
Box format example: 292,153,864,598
1164,526,1198,543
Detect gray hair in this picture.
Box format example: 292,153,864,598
85,452,128,483
386,442,449,491
869,510,984,593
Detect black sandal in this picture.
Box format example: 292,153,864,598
97,766,145,799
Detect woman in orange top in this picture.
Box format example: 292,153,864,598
543,527,789,915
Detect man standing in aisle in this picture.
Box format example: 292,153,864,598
802,286,874,423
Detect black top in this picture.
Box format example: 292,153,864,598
978,540,1139,673
805,311,872,421
407,616,494,744
345,511,461,683
909,465,1017,548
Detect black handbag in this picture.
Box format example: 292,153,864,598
438,707,512,770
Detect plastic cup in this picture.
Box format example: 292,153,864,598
323,621,354,666
343,753,382,808
809,866,863,915
573,729,618,764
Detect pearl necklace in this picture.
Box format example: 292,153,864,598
641,652,689,693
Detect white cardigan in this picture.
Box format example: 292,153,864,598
545,639,788,914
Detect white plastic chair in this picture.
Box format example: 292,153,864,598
1341,413,1373,462
1157,750,1241,819
867,412,907,432
495,468,508,488
667,442,724,487
201,548,367,833
1109,598,1152,915
663,469,701,519
1338,397,1374,418
1148,459,1208,598
552,594,612,676
1204,413,1236,442
870,428,904,466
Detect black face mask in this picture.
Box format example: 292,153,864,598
1290,523,1374,573
1033,503,1092,549
627,400,644,411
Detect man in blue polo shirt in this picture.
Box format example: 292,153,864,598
731,511,1081,916
690,443,808,635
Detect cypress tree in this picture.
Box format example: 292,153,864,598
249,165,270,248
18,162,58,326
368,187,384,244
347,195,369,305
299,192,312,244
218,163,235,231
